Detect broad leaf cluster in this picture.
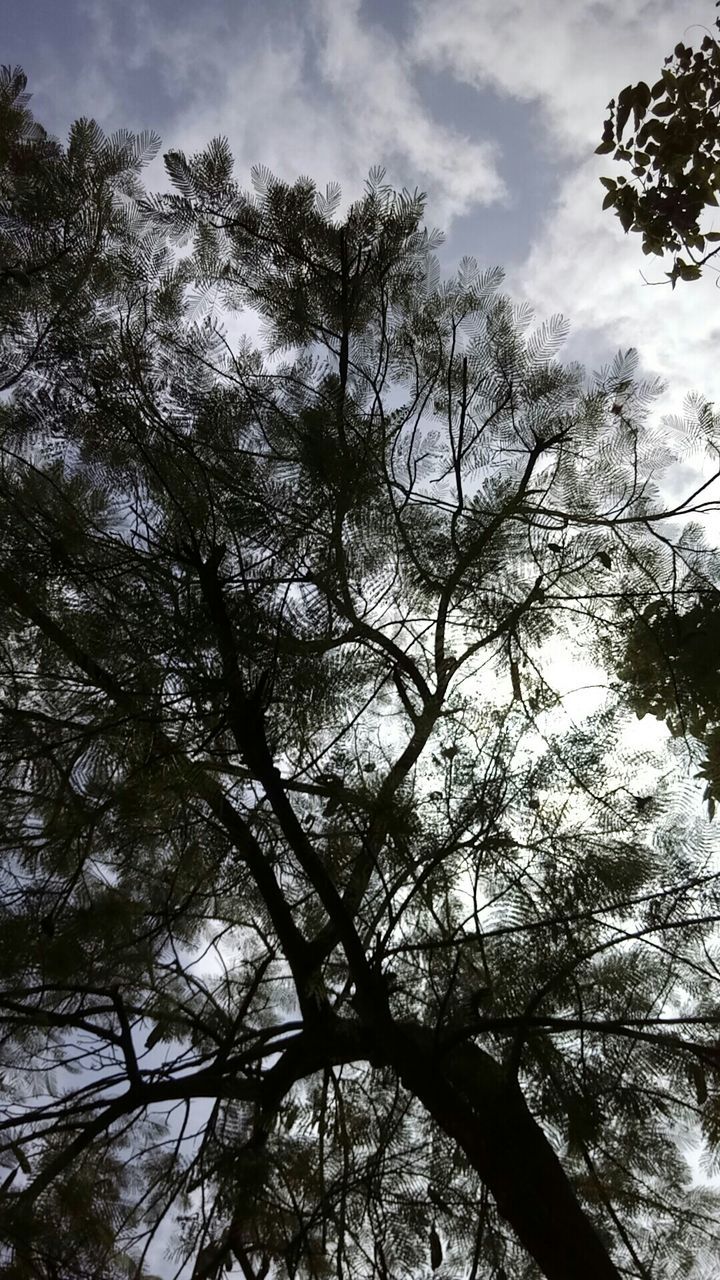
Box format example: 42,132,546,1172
617,589,720,811
598,21,720,284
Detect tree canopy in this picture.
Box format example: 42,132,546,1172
4,64,720,1280
598,10,720,285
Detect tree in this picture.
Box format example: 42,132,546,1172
4,67,720,1280
597,12,720,286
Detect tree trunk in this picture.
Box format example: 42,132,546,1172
391,1024,619,1280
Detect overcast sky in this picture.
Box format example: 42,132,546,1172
6,0,720,427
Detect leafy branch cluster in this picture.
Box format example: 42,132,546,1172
597,15,720,284
616,589,720,812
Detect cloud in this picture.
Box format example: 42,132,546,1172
410,0,700,155
308,0,505,223
508,155,720,528
51,0,506,229
515,159,720,405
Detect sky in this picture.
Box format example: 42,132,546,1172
6,0,720,435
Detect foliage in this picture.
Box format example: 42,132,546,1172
616,586,720,811
597,12,720,285
3,67,720,1280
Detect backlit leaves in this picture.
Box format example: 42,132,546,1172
598,23,720,284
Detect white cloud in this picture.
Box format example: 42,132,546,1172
65,0,506,229
410,0,703,155
513,158,720,404
308,0,506,222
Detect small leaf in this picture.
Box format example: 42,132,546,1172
595,141,615,155
10,1142,31,1175
618,204,635,233
430,1228,442,1271
632,81,651,130
616,85,634,139
599,177,617,191
145,1024,164,1050
637,119,662,145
